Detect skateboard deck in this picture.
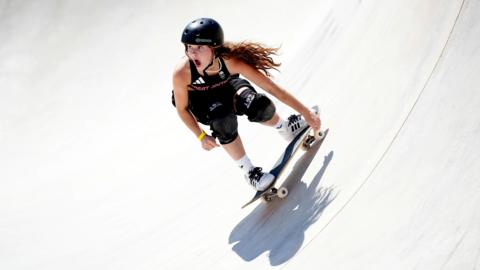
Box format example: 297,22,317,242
241,106,328,208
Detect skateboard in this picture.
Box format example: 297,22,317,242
241,106,328,209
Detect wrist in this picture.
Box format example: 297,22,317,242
197,130,207,141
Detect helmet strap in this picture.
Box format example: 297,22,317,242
201,47,217,77
202,60,214,76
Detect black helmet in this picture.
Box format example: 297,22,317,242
181,18,224,46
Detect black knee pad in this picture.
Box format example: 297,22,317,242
230,77,276,122
229,76,252,91
210,113,238,145
248,93,276,122
235,89,276,122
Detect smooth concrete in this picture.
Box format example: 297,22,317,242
1,0,479,269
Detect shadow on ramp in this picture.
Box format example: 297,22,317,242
229,141,336,266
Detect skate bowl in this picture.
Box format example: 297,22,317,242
1,0,479,269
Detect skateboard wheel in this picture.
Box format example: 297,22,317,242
316,130,325,140
277,187,288,198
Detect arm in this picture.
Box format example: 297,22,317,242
227,58,321,130
172,62,219,150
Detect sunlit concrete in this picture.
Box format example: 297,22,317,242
1,0,479,269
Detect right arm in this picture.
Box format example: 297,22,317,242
172,61,219,150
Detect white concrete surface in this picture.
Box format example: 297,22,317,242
1,0,479,269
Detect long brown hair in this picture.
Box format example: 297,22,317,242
215,41,281,77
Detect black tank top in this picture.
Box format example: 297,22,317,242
188,58,237,91
185,57,239,124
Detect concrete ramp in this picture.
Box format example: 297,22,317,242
1,0,479,269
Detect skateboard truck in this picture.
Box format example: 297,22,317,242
261,187,289,202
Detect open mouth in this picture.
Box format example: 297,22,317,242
193,59,201,67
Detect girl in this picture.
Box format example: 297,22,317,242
172,18,321,191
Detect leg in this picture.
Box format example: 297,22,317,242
209,113,259,179
218,78,277,190
210,112,239,146
261,113,280,127
224,134,274,191
232,79,276,123
232,79,306,141
210,112,247,160
208,105,257,174
222,135,246,160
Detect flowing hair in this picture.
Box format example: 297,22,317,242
214,41,281,77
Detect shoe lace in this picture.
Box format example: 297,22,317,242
248,167,263,186
287,114,303,131
287,114,301,124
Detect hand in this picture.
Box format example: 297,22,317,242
201,135,220,151
304,111,321,131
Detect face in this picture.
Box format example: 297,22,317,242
185,44,214,70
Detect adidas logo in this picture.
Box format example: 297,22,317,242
192,77,206,85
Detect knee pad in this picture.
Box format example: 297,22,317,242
230,78,275,122
230,77,276,122
248,93,276,122
210,113,238,145
229,77,252,91
235,89,276,122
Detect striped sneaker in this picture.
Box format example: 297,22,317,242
277,114,307,142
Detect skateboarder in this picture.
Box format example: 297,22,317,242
172,18,321,191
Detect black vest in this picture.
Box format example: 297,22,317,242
188,58,235,91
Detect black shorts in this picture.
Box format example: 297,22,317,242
172,77,254,125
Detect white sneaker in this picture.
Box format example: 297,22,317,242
245,167,275,191
277,114,307,141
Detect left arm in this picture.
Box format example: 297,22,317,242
227,58,321,130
